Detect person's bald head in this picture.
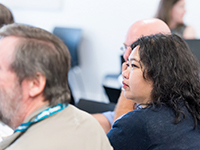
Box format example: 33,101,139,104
123,18,171,60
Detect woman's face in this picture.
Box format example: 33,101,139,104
122,46,153,106
171,0,186,24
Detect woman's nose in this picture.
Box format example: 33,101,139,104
122,64,129,80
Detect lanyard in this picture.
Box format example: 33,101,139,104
14,103,68,133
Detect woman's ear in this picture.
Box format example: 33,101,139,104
28,73,46,97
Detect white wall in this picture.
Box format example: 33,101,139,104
1,0,200,102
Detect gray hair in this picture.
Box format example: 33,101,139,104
0,24,71,106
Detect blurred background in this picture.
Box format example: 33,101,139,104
1,0,199,103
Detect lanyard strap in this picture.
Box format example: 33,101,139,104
15,103,68,133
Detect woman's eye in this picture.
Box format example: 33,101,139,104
131,64,138,68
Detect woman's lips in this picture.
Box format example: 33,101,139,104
122,81,129,88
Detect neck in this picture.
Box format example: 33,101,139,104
10,96,48,130
137,96,152,109
168,20,178,29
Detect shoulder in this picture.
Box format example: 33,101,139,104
65,105,111,129
116,105,169,122
114,107,148,125
107,105,175,150
107,108,151,150
9,104,113,150
55,104,108,132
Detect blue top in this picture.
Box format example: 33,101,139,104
107,104,200,150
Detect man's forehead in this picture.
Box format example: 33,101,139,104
0,36,19,45
125,30,140,45
126,26,151,44
0,36,19,60
128,46,139,61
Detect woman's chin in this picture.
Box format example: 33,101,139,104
124,92,132,100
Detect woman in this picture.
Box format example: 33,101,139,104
155,0,195,39
107,34,200,150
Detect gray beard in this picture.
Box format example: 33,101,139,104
0,81,23,128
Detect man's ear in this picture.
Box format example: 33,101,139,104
28,73,46,97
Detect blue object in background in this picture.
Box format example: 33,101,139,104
53,27,82,67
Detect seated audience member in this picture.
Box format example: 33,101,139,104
155,0,195,39
0,24,113,150
107,33,200,150
93,18,171,133
0,3,14,28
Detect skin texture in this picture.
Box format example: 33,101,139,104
0,36,23,129
93,18,171,133
122,46,153,107
0,36,48,130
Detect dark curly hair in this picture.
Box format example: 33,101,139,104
131,34,200,128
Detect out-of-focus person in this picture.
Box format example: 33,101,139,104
155,0,195,39
0,3,14,28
